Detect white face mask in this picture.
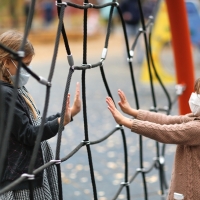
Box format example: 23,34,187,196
8,60,31,88
188,92,200,116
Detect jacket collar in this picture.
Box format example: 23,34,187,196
0,80,13,88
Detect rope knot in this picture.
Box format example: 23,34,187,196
121,181,130,186
21,173,35,180
50,160,61,165
82,140,90,145
83,3,93,8
17,51,25,58
55,1,67,7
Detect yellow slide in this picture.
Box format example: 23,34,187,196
141,0,175,83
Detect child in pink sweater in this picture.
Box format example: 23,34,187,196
106,78,200,200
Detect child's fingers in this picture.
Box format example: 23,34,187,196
107,99,115,111
118,90,126,101
106,97,113,105
76,82,80,93
67,93,70,107
75,82,80,99
118,90,124,101
106,98,111,107
107,106,114,115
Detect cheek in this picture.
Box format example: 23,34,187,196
9,66,17,75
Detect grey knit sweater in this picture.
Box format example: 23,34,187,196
131,110,200,200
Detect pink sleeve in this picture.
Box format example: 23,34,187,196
131,119,200,146
136,110,192,125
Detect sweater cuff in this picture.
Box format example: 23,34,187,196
131,119,138,133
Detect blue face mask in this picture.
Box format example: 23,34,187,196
9,60,31,88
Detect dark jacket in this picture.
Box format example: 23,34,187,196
0,81,60,191
120,0,141,25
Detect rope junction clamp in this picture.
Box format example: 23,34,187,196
39,76,52,87
100,58,104,65
83,3,93,8
136,168,146,172
175,84,186,96
115,2,119,6
149,106,158,112
50,160,61,165
21,173,35,180
55,1,67,7
159,156,165,165
148,15,154,25
121,181,130,186
162,106,169,112
17,51,25,58
149,15,154,20
116,124,124,129
82,64,92,69
150,106,169,113
153,156,165,165
127,50,134,63
82,140,90,146
129,50,134,57
70,65,74,70
127,57,133,63
101,48,108,60
138,27,145,33
67,54,74,69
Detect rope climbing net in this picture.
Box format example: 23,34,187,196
0,0,183,199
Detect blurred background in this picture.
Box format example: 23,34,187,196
1,0,200,199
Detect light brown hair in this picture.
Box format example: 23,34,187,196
0,30,37,119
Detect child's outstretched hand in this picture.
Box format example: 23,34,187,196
118,89,132,115
58,93,71,126
106,96,126,125
118,89,138,117
106,96,134,129
71,82,81,117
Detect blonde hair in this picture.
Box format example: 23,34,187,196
0,30,37,119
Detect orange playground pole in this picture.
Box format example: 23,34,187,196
165,0,195,114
